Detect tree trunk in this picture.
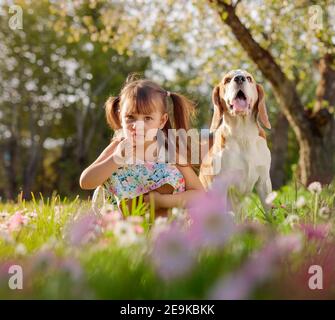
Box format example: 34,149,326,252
270,113,289,189
209,0,335,184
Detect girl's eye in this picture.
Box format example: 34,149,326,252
145,117,153,121
125,116,134,122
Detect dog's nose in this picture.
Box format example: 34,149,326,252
234,75,246,84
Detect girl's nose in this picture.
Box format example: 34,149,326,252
131,121,144,132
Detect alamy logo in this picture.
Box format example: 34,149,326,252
308,265,323,290
8,265,23,290
8,5,23,30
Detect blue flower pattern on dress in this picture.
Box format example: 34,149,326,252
102,161,185,205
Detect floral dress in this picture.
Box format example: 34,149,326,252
100,161,186,207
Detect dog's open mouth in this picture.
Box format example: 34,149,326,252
230,90,249,112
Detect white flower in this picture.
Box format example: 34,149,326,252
284,214,300,228
319,207,331,219
171,208,187,221
0,212,9,220
154,217,168,226
265,191,278,205
127,215,144,224
101,204,117,215
308,181,322,195
28,210,38,219
15,243,27,256
295,196,306,209
171,207,184,217
113,221,138,246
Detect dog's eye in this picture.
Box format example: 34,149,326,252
224,77,231,84
246,76,252,82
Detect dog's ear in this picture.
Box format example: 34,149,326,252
256,84,271,129
210,85,227,133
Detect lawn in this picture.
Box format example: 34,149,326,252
0,180,334,299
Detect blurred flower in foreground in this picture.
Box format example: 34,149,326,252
59,257,83,281
99,210,122,230
295,196,306,209
284,214,300,228
113,220,139,247
187,172,238,249
187,197,236,249
66,213,100,246
150,223,195,281
319,207,331,219
15,243,27,256
171,207,187,222
209,234,303,299
299,223,331,241
150,216,169,240
31,250,58,271
100,204,118,216
0,212,9,220
7,211,29,232
308,182,322,195
265,192,278,206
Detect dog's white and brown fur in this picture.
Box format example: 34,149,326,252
199,69,272,209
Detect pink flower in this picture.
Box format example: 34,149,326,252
58,257,83,281
67,213,100,246
31,250,58,271
187,188,236,249
150,223,195,281
7,212,29,232
99,211,123,230
134,225,144,234
208,272,252,300
299,223,331,241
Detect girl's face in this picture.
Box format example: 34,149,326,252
120,100,168,145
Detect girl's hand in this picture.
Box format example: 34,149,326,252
102,138,123,157
112,137,135,166
143,191,164,210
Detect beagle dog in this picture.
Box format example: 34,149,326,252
199,69,272,210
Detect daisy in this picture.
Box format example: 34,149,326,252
265,191,278,206
113,220,138,246
308,181,322,195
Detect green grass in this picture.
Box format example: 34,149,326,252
0,181,334,299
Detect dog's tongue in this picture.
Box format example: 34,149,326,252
232,98,247,112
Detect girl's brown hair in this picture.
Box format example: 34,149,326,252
104,74,197,167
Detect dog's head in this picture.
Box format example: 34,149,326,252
210,69,271,132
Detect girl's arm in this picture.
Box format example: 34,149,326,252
79,139,123,190
145,165,205,209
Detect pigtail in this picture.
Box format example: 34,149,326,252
168,92,197,168
104,96,121,131
169,92,196,131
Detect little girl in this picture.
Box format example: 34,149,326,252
79,75,204,216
